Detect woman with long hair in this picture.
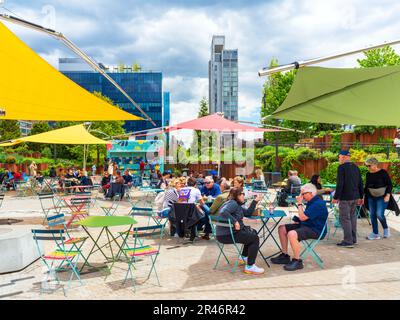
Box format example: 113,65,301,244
217,187,264,275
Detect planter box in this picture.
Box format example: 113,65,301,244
37,163,48,171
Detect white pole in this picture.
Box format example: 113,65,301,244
258,38,400,76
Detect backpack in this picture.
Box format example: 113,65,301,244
155,191,166,211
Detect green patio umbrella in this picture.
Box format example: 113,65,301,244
272,65,400,125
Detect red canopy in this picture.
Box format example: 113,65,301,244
166,114,282,132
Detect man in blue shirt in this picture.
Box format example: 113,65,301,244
271,183,328,271
200,176,221,197
122,169,133,187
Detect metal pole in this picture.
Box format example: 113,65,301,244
258,38,400,76
0,14,156,126
274,132,280,173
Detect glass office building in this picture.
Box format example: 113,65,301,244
209,36,238,121
59,58,163,133
163,92,170,128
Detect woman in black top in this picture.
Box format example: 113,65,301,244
363,157,397,240
310,175,333,199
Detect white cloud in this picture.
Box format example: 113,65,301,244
4,0,400,132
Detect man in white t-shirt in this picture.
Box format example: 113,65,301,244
179,177,204,204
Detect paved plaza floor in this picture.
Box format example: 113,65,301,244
0,191,400,300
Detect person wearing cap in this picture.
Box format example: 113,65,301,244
363,157,399,240
333,150,364,248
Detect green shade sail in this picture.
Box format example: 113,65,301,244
272,65,400,125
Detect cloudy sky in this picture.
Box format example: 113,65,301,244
2,0,400,141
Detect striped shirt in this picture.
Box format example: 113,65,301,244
162,188,179,210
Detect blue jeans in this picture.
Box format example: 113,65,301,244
197,204,212,235
368,196,389,234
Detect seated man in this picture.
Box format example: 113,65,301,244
209,180,231,215
271,183,328,271
122,169,133,187
278,170,302,206
200,176,221,198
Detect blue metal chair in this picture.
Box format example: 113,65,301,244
31,228,83,296
300,219,329,268
120,224,165,292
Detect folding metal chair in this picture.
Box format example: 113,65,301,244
13,180,29,197
209,215,243,273
300,219,328,268
128,206,168,227
65,196,91,227
31,228,83,296
47,213,89,268
121,224,165,292
38,192,61,224
100,194,121,216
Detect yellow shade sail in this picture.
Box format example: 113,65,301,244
0,22,143,121
0,124,109,146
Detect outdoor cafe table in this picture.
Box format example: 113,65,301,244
74,216,137,272
246,209,286,268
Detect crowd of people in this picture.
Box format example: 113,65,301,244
1,148,397,276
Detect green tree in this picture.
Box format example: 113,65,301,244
355,45,399,133
132,62,141,72
261,59,312,143
357,46,400,67
189,97,216,161
27,121,51,152
0,120,21,141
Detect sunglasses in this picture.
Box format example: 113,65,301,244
205,181,212,184
301,192,311,196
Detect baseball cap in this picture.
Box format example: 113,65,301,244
339,150,351,156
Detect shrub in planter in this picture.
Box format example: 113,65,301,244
349,149,367,163
296,148,320,161
320,161,340,184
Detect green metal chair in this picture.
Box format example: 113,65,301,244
128,206,169,227
31,228,83,296
300,219,328,269
209,215,243,273
38,192,60,224
121,224,165,292
100,194,121,216
47,213,89,269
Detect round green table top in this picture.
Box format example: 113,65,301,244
74,216,137,228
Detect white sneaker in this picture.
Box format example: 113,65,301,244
173,233,179,238
384,228,391,238
366,233,381,240
243,264,265,275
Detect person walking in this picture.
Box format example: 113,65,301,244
333,150,364,248
29,161,37,177
363,157,399,240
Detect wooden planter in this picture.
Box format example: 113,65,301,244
37,163,48,171
341,133,356,148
